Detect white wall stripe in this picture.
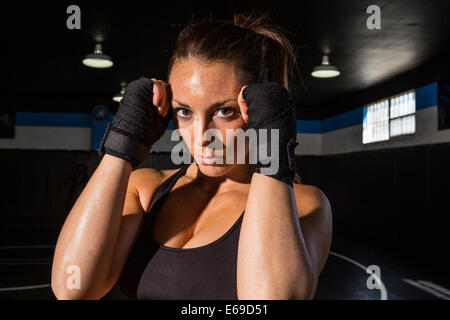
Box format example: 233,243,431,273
0,284,51,292
0,126,91,150
1,106,448,155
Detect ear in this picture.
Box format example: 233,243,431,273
238,85,249,124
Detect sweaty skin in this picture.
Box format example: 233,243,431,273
156,57,332,299
51,56,332,300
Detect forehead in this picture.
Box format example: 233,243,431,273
168,58,245,99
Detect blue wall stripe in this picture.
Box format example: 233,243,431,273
91,114,115,151
363,106,367,124
416,82,437,110
15,112,91,127
90,116,175,149
322,107,364,133
13,82,437,148
297,119,322,134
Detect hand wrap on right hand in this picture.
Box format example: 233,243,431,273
243,81,298,186
97,77,172,168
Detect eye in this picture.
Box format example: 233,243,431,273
216,107,236,118
174,107,191,118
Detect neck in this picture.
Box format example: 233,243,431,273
186,162,252,194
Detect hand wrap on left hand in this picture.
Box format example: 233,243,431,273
243,81,299,186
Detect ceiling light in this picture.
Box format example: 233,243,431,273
311,55,340,78
113,82,126,102
83,43,114,68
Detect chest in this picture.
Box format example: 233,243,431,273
150,183,248,249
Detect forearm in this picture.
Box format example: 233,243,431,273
51,154,132,299
237,173,315,300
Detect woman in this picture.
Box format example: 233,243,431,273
51,13,332,300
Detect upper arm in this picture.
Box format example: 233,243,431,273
105,168,163,289
293,184,333,282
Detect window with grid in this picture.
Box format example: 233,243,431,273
363,90,416,144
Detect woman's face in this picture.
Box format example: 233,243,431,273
168,57,249,178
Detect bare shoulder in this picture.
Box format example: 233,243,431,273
129,167,179,192
292,183,332,219
126,167,182,214
293,183,333,281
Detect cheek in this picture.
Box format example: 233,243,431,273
222,124,248,149
177,119,246,148
178,127,194,146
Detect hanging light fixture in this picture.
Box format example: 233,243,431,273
113,82,126,102
82,43,114,68
311,55,340,78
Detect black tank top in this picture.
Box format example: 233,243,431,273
118,164,244,300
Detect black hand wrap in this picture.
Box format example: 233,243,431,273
97,77,172,168
243,81,299,186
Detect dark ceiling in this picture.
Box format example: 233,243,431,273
4,0,450,119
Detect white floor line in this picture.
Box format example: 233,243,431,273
0,284,51,292
417,280,450,296
402,279,450,300
0,247,390,299
329,251,388,300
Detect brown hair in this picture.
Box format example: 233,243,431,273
167,12,298,91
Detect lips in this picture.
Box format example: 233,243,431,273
193,154,223,165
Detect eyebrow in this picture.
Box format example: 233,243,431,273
173,98,236,110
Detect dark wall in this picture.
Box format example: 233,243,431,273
0,150,180,222
298,143,450,271
1,144,449,271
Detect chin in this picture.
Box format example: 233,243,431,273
195,163,237,178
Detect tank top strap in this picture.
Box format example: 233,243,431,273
146,163,190,215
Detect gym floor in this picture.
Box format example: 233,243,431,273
1,216,448,300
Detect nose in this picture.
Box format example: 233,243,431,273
192,117,217,148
